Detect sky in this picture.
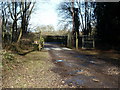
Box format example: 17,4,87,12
29,0,63,31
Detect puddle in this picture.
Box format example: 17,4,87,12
74,55,85,59
89,61,101,64
77,70,92,76
67,70,84,76
65,78,85,87
90,61,97,64
55,60,65,66
89,60,106,64
55,60,64,62
66,69,93,76
64,75,102,88
55,60,79,68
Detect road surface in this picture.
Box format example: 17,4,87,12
2,43,119,88
44,43,119,88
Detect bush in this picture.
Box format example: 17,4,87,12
19,39,33,50
2,51,15,61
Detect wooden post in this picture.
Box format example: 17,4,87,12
67,32,70,47
70,32,72,48
76,32,78,50
39,31,42,51
67,31,72,48
82,35,84,49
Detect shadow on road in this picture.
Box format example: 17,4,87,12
45,43,119,88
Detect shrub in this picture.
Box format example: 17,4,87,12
3,52,15,61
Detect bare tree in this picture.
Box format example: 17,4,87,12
58,1,80,48
17,2,35,43
0,1,36,45
1,2,11,44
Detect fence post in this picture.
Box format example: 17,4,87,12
67,32,70,47
67,31,72,48
39,31,42,51
76,32,78,50
82,35,84,49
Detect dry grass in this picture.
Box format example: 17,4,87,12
2,51,68,88
78,49,120,60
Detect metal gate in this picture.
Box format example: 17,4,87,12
82,35,95,49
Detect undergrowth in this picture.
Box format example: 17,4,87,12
1,51,16,71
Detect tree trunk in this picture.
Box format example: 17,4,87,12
17,28,22,43
12,21,15,42
72,0,75,48
14,2,18,41
84,2,87,35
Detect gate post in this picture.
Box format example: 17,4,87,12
67,32,70,47
76,32,78,50
93,36,95,48
82,35,84,49
67,31,72,48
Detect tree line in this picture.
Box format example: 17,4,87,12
0,1,35,48
58,1,120,50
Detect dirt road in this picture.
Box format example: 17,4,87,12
44,43,119,88
2,43,119,88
